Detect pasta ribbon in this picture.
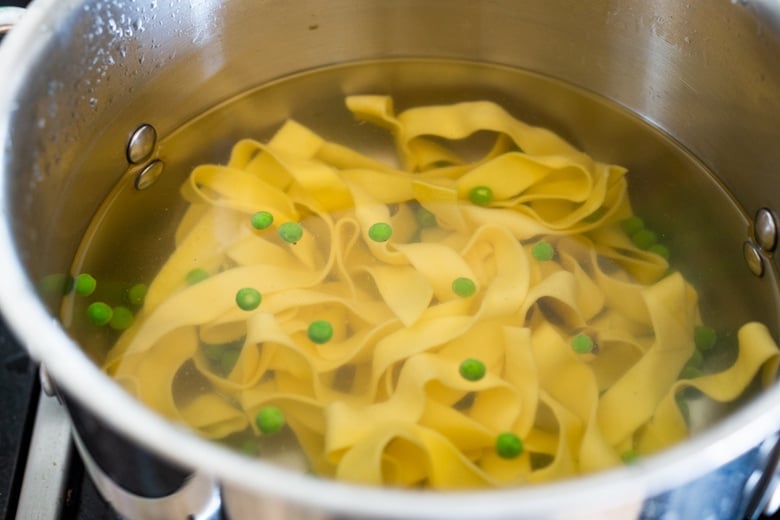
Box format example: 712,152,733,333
104,96,780,489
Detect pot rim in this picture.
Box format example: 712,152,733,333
1,0,779,517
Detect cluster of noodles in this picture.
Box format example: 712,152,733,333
104,96,780,489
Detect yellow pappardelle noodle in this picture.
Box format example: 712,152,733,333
104,96,780,489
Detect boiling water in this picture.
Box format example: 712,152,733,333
61,59,779,474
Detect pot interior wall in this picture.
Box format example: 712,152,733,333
5,0,780,291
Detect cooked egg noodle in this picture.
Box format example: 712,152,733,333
104,96,780,489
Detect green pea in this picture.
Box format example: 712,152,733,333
620,449,640,464
239,439,259,455
649,243,670,260
469,186,493,206
415,207,437,228
250,211,274,230
583,207,607,223
631,229,658,250
87,302,113,326
278,222,304,244
677,395,690,424
459,358,486,381
621,216,645,235
38,273,73,297
307,320,334,344
219,348,241,375
452,277,477,298
430,160,452,168
126,283,148,307
571,333,595,354
687,349,703,368
368,222,393,242
109,306,134,331
255,406,285,434
186,268,209,285
201,343,224,362
235,287,262,311
681,365,703,379
74,273,97,296
531,241,555,261
495,432,524,459
694,325,717,351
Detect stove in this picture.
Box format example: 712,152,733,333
0,314,117,519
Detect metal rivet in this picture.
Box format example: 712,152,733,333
126,123,157,165
755,208,777,252
135,160,165,190
39,364,57,397
744,241,765,277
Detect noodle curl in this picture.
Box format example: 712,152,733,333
104,97,780,488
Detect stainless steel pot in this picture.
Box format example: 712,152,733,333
1,0,780,519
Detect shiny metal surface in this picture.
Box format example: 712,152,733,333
134,159,164,191
38,363,56,397
745,241,766,278
741,432,780,519
756,208,778,252
0,6,23,35
14,394,72,520
126,123,157,165
0,0,780,519
73,429,222,520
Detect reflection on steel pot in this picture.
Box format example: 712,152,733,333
0,0,780,519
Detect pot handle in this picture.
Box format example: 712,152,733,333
741,430,780,519
0,6,25,37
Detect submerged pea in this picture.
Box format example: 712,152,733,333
621,449,640,464
459,358,486,381
308,320,334,344
452,277,477,298
220,348,241,375
126,283,148,307
251,211,274,230
278,222,304,244
495,432,524,459
74,273,97,296
583,207,607,223
186,268,209,285
368,222,393,242
38,273,73,297
649,243,670,260
236,288,262,311
694,325,717,351
571,333,595,354
109,306,134,330
468,186,493,206
415,207,437,228
531,241,555,261
621,216,645,235
255,406,285,434
87,302,113,326
631,229,658,250
681,366,704,379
